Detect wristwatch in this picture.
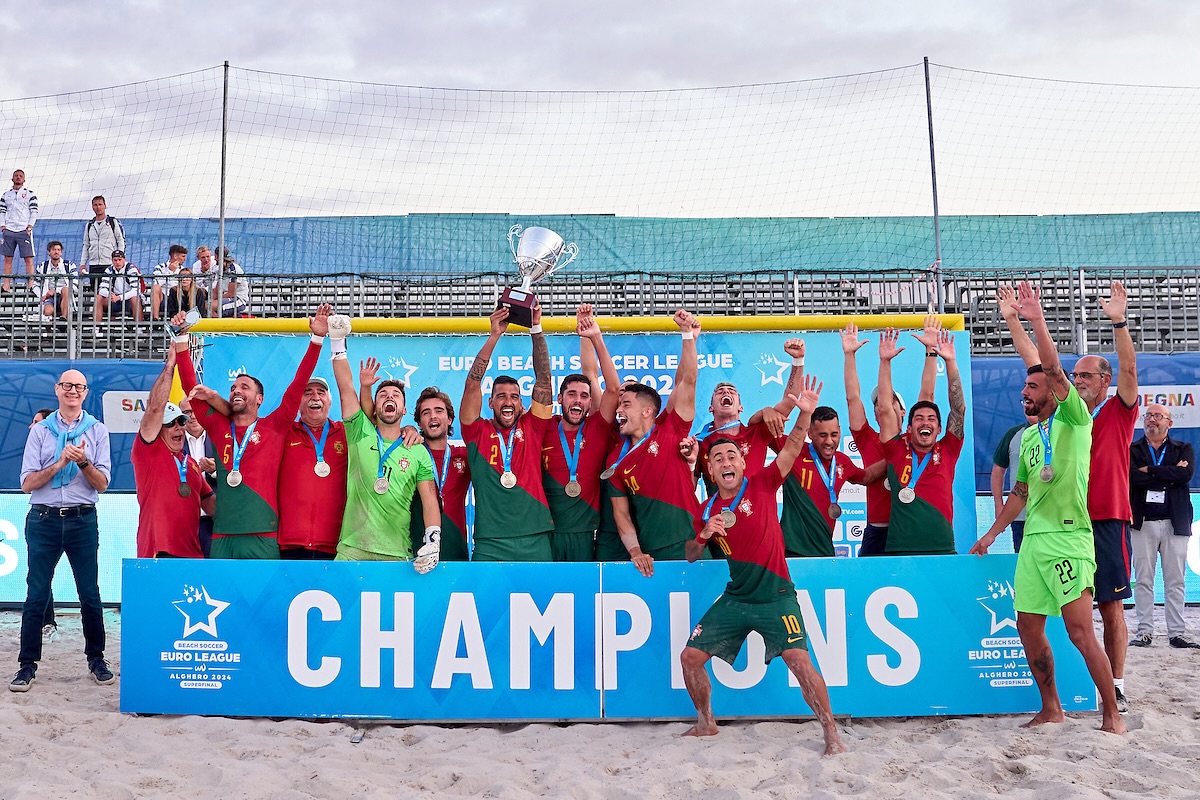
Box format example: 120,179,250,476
78,459,91,470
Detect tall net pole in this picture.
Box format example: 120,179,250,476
924,57,944,314
217,61,229,320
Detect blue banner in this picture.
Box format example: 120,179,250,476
120,557,1095,720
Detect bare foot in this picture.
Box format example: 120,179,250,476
823,738,849,756
681,722,719,737
1100,716,1127,735
1019,709,1066,727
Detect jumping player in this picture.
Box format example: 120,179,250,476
681,373,846,755
972,281,1125,735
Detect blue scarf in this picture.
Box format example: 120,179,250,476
41,411,99,488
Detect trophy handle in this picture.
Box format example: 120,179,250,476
508,225,524,261
542,242,578,279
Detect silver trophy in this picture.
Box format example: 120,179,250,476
499,225,579,328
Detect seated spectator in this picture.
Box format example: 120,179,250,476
29,240,79,322
210,248,249,318
166,268,208,318
93,250,144,324
191,245,219,294
150,244,188,321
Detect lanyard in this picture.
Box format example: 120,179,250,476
1091,398,1109,420
606,425,655,473
702,478,749,522
375,429,405,479
173,452,188,484
1037,411,1057,468
698,419,741,438
230,420,257,472
808,443,838,503
906,447,933,490
1150,441,1168,467
302,420,330,464
494,423,518,475
425,443,451,491
559,421,584,484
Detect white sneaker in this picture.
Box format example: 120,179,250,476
42,624,57,641
24,312,53,322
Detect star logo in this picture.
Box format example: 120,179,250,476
755,354,790,388
977,579,1017,635
173,585,230,638
385,356,419,387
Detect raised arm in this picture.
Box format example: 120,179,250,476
276,304,329,421
578,307,620,422
876,327,903,438
842,323,869,432
772,338,806,415
358,356,379,422
328,314,358,420
1098,280,1138,406
772,374,822,477
578,305,602,400
530,302,553,419
918,315,941,402
1014,282,1070,399
139,348,178,443
460,307,509,426
937,328,966,439
667,310,699,423
998,285,1040,368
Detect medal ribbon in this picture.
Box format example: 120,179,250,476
1037,411,1056,471
1090,397,1109,420
1150,441,1168,467
494,423,518,476
604,425,655,474
425,444,452,492
229,420,258,474
375,429,405,480
697,419,742,438
906,446,933,491
302,420,331,466
807,443,838,505
558,421,584,485
173,452,188,485
702,477,749,523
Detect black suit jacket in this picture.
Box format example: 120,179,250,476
1129,436,1194,536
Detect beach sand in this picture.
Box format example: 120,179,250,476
2,607,1198,799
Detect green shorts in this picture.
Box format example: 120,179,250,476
471,532,553,562
551,530,596,562
1014,530,1096,617
593,529,630,562
688,592,809,665
210,534,280,559
646,540,691,561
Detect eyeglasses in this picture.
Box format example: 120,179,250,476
56,382,88,393
1067,371,1106,381
166,418,188,428
1143,412,1169,421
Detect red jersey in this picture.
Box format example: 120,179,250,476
131,435,211,558
1088,396,1137,522
853,422,963,526
692,467,793,602
277,419,349,553
778,441,867,527
177,341,320,537
851,424,897,524
542,413,617,533
607,409,701,553
698,420,774,490
426,442,471,546
463,413,554,538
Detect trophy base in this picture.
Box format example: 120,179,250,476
499,287,536,328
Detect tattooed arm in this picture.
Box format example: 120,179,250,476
936,329,966,439
530,302,553,419
460,307,509,426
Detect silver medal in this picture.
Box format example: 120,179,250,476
882,477,890,490
600,467,615,480
565,480,582,498
720,509,737,528
898,487,916,504
827,502,842,520
226,469,242,487
500,470,518,489
373,477,390,494
1039,465,1055,482
314,461,331,478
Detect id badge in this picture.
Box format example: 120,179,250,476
1146,490,1166,505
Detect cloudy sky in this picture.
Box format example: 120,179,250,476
4,1,1198,97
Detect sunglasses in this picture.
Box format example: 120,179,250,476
165,418,188,428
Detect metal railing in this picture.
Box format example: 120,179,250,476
1,268,1196,360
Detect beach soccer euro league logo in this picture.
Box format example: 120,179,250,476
977,579,1017,636
174,584,230,638
165,585,241,690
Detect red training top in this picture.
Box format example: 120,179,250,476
277,419,349,553
132,435,211,558
1088,397,1137,522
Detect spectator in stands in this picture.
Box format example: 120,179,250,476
28,409,59,639
12,369,114,692
150,244,189,320
1129,404,1199,649
191,245,218,293
179,398,217,556
93,250,144,326
30,241,80,322
211,248,249,318
166,268,208,318
990,412,1038,552
79,196,124,294
1,169,38,293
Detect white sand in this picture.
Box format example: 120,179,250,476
2,607,1199,800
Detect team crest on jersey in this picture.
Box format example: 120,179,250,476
453,458,466,472
738,498,753,516
514,428,525,441
740,442,750,455
648,441,660,456
836,464,844,478
398,458,410,472
249,431,261,445
932,447,941,465
689,624,702,640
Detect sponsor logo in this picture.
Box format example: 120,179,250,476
969,578,1031,688
101,391,151,433
163,585,241,690
689,624,702,640
755,354,790,388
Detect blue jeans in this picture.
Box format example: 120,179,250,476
19,506,106,665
